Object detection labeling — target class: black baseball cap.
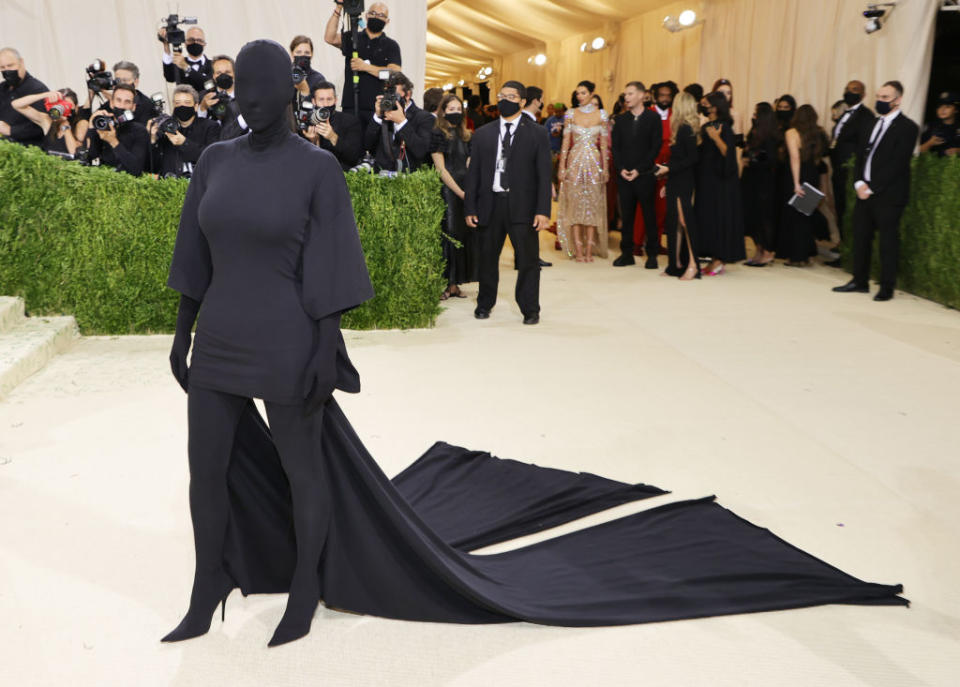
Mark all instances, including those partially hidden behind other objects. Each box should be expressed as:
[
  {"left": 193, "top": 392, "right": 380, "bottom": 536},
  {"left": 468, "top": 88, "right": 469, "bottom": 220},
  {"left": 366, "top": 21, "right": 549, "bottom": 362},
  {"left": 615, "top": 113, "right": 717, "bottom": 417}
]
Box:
[{"left": 936, "top": 91, "right": 959, "bottom": 106}]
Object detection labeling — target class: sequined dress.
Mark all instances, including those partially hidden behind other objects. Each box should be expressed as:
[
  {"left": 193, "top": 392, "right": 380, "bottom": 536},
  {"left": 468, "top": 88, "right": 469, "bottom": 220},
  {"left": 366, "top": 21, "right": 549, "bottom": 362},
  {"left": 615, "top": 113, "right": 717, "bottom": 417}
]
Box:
[{"left": 557, "top": 109, "right": 610, "bottom": 259}]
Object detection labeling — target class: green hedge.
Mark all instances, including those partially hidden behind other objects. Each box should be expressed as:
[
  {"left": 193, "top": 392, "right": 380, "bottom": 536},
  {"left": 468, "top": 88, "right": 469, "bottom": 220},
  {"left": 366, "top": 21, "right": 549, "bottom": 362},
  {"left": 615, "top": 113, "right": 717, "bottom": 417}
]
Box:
[
  {"left": 0, "top": 140, "right": 445, "bottom": 333},
  {"left": 840, "top": 154, "right": 960, "bottom": 309}
]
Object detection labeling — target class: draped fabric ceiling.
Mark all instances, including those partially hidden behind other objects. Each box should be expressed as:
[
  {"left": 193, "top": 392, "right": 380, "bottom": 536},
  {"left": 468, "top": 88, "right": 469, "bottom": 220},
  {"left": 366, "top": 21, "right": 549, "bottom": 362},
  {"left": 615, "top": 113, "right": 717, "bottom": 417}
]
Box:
[{"left": 427, "top": 0, "right": 941, "bottom": 129}]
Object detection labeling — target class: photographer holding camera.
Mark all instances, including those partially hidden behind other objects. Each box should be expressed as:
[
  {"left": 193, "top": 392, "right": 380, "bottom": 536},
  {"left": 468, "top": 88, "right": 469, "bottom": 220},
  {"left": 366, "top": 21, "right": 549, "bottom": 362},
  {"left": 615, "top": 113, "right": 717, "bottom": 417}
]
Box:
[
  {"left": 301, "top": 81, "right": 363, "bottom": 170},
  {"left": 113, "top": 61, "right": 159, "bottom": 126},
  {"left": 11, "top": 88, "right": 85, "bottom": 156},
  {"left": 148, "top": 85, "right": 220, "bottom": 178},
  {"left": 84, "top": 84, "right": 150, "bottom": 176},
  {"left": 364, "top": 71, "right": 434, "bottom": 173},
  {"left": 159, "top": 20, "right": 213, "bottom": 93},
  {"left": 324, "top": 1, "right": 401, "bottom": 132},
  {"left": 291, "top": 35, "right": 327, "bottom": 99},
  {"left": 0, "top": 47, "right": 49, "bottom": 146},
  {"left": 919, "top": 91, "right": 960, "bottom": 157}
]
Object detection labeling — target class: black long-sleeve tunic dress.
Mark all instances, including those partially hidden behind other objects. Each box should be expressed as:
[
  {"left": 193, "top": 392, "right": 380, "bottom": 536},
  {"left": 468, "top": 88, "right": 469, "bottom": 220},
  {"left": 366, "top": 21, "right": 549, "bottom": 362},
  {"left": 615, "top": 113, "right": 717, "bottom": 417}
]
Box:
[
  {"left": 695, "top": 120, "right": 746, "bottom": 263},
  {"left": 664, "top": 123, "right": 700, "bottom": 272}
]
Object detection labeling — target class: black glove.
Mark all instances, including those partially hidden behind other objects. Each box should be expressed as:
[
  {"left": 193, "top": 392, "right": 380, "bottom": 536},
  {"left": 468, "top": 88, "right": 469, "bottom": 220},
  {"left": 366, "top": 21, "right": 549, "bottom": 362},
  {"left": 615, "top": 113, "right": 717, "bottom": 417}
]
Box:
[
  {"left": 169, "top": 295, "right": 200, "bottom": 392},
  {"left": 303, "top": 313, "right": 341, "bottom": 415}
]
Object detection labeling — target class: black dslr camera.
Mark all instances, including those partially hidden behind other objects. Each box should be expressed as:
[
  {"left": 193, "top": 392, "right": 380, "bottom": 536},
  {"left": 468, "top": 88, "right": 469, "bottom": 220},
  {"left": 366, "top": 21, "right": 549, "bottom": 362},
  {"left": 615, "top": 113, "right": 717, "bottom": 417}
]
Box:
[
  {"left": 92, "top": 110, "right": 134, "bottom": 131},
  {"left": 159, "top": 14, "right": 198, "bottom": 53},
  {"left": 310, "top": 107, "right": 332, "bottom": 125},
  {"left": 153, "top": 114, "right": 182, "bottom": 135},
  {"left": 342, "top": 0, "right": 364, "bottom": 16},
  {"left": 201, "top": 79, "right": 231, "bottom": 120},
  {"left": 379, "top": 89, "right": 404, "bottom": 118},
  {"left": 86, "top": 59, "right": 117, "bottom": 93},
  {"left": 294, "top": 100, "right": 316, "bottom": 131}
]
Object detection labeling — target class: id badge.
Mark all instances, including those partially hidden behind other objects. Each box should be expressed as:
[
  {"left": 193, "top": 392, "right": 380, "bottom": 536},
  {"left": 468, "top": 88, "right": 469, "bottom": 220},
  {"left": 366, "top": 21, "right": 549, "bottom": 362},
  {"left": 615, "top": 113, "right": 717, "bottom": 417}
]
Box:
[{"left": 497, "top": 157, "right": 506, "bottom": 174}]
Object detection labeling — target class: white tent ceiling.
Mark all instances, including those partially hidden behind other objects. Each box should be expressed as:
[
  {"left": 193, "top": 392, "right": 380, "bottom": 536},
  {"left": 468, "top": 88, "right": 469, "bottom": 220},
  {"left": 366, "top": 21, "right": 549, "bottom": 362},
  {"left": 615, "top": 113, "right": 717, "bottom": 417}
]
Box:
[{"left": 426, "top": 0, "right": 673, "bottom": 83}]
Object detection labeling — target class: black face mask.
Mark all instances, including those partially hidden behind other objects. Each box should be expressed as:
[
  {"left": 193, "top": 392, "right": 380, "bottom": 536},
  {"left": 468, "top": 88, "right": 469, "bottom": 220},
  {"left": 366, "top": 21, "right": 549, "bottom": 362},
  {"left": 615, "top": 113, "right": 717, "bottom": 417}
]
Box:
[
  {"left": 367, "top": 18, "right": 386, "bottom": 34},
  {"left": 214, "top": 73, "right": 234, "bottom": 90},
  {"left": 776, "top": 110, "right": 794, "bottom": 125},
  {"left": 293, "top": 55, "right": 311, "bottom": 72},
  {"left": 235, "top": 39, "right": 295, "bottom": 146},
  {"left": 2, "top": 69, "right": 21, "bottom": 87},
  {"left": 186, "top": 43, "right": 204, "bottom": 58},
  {"left": 445, "top": 112, "right": 463, "bottom": 126},
  {"left": 843, "top": 91, "right": 862, "bottom": 107},
  {"left": 174, "top": 105, "right": 196, "bottom": 122},
  {"left": 875, "top": 99, "right": 893, "bottom": 116},
  {"left": 498, "top": 99, "right": 521, "bottom": 117}
]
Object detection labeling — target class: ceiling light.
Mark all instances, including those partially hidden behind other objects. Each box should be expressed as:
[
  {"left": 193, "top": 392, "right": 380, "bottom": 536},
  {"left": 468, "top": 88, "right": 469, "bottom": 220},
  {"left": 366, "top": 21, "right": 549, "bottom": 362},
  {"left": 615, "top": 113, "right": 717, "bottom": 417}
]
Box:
[
  {"left": 443, "top": 83, "right": 454, "bottom": 90},
  {"left": 580, "top": 41, "right": 588, "bottom": 52},
  {"left": 591, "top": 37, "right": 606, "bottom": 50},
  {"left": 534, "top": 53, "right": 547, "bottom": 66},
  {"left": 457, "top": 79, "right": 465, "bottom": 86},
  {"left": 483, "top": 66, "right": 493, "bottom": 76},
  {"left": 678, "top": 10, "right": 697, "bottom": 26}
]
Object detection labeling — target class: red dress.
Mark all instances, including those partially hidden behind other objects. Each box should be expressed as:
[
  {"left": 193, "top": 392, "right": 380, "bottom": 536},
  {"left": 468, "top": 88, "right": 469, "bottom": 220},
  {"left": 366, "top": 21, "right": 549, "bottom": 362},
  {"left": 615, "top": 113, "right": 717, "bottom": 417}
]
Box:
[{"left": 633, "top": 107, "right": 671, "bottom": 254}]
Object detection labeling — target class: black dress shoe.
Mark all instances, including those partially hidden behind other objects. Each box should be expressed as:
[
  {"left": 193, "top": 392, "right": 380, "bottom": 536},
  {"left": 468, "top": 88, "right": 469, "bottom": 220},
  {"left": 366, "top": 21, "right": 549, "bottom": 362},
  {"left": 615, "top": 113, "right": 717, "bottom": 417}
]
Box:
[
  {"left": 538, "top": 258, "right": 552, "bottom": 267},
  {"left": 612, "top": 254, "right": 635, "bottom": 267},
  {"left": 873, "top": 288, "right": 894, "bottom": 302},
  {"left": 644, "top": 257, "right": 659, "bottom": 269},
  {"left": 474, "top": 308, "right": 491, "bottom": 319},
  {"left": 832, "top": 280, "right": 869, "bottom": 293},
  {"left": 523, "top": 314, "right": 539, "bottom": 325}
]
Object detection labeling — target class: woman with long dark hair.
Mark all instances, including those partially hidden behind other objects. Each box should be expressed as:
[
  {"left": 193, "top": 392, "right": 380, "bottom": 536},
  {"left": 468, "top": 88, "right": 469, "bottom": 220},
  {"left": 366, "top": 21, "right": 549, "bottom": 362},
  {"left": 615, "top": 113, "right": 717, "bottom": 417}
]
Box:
[
  {"left": 741, "top": 103, "right": 782, "bottom": 266},
  {"left": 656, "top": 92, "right": 700, "bottom": 279},
  {"left": 11, "top": 87, "right": 86, "bottom": 155},
  {"left": 695, "top": 91, "right": 745, "bottom": 275},
  {"left": 780, "top": 104, "right": 827, "bottom": 266},
  {"left": 430, "top": 94, "right": 478, "bottom": 299}
]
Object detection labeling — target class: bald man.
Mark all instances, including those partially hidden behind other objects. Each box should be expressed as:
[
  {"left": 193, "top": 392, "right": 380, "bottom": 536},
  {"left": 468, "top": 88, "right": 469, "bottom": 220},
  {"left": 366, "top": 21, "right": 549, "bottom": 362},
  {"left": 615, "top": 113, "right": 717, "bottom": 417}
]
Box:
[
  {"left": 830, "top": 79, "right": 876, "bottom": 247},
  {"left": 324, "top": 1, "right": 402, "bottom": 133},
  {"left": 0, "top": 47, "right": 49, "bottom": 146},
  {"left": 159, "top": 25, "right": 214, "bottom": 93}
]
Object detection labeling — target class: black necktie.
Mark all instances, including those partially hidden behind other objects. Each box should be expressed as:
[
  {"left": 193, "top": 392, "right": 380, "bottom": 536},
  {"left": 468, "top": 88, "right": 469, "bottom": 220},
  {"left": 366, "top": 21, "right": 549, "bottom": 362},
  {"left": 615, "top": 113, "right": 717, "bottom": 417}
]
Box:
[{"left": 501, "top": 123, "right": 513, "bottom": 190}]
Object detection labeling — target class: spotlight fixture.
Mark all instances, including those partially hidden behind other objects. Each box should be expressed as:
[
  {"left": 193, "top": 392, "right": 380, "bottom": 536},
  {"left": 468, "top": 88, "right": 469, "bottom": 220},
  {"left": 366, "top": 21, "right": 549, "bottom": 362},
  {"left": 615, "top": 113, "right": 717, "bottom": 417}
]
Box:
[
  {"left": 591, "top": 36, "right": 606, "bottom": 50},
  {"left": 678, "top": 9, "right": 697, "bottom": 26},
  {"left": 443, "top": 82, "right": 454, "bottom": 91},
  {"left": 580, "top": 41, "right": 587, "bottom": 52},
  {"left": 863, "top": 2, "right": 897, "bottom": 33},
  {"left": 663, "top": 9, "right": 701, "bottom": 32},
  {"left": 457, "top": 79, "right": 465, "bottom": 86},
  {"left": 483, "top": 66, "right": 493, "bottom": 76},
  {"left": 534, "top": 53, "right": 547, "bottom": 66}
]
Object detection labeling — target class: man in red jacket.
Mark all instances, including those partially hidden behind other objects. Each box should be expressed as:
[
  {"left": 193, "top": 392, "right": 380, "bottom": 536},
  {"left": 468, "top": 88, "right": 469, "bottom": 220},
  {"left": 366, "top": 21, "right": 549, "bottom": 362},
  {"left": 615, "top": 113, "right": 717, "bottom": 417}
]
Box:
[{"left": 633, "top": 81, "right": 678, "bottom": 256}]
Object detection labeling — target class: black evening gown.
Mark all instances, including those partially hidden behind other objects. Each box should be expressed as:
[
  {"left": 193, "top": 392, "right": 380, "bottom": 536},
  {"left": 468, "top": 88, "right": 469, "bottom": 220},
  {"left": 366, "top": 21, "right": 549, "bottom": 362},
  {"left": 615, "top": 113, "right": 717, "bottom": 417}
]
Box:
[
  {"left": 741, "top": 137, "right": 780, "bottom": 252},
  {"left": 431, "top": 129, "right": 479, "bottom": 286},
  {"left": 664, "top": 123, "right": 700, "bottom": 276},
  {"left": 695, "top": 121, "right": 746, "bottom": 263},
  {"left": 779, "top": 155, "right": 821, "bottom": 262},
  {"left": 171, "top": 133, "right": 907, "bottom": 629}
]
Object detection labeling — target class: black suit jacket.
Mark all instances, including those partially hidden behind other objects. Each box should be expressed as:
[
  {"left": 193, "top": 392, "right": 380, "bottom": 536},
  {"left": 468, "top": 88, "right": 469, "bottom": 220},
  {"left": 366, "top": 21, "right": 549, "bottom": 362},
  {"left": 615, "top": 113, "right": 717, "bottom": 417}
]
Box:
[
  {"left": 315, "top": 110, "right": 363, "bottom": 170},
  {"left": 831, "top": 104, "right": 875, "bottom": 169},
  {"left": 463, "top": 115, "right": 552, "bottom": 226},
  {"left": 162, "top": 55, "right": 213, "bottom": 92},
  {"left": 152, "top": 116, "right": 221, "bottom": 177},
  {"left": 854, "top": 112, "right": 919, "bottom": 206},
  {"left": 611, "top": 109, "right": 662, "bottom": 174},
  {"left": 364, "top": 101, "right": 434, "bottom": 172}
]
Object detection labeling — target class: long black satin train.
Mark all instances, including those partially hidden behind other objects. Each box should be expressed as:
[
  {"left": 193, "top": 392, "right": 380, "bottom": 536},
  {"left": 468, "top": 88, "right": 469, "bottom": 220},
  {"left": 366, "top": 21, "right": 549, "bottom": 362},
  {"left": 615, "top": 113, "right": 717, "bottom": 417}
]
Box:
[{"left": 218, "top": 399, "right": 906, "bottom": 626}]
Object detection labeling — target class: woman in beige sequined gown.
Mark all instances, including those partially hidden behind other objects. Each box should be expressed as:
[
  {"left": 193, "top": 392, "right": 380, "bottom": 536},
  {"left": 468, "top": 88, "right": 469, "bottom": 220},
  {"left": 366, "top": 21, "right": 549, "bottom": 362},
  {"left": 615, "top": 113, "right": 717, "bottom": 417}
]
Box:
[{"left": 557, "top": 90, "right": 610, "bottom": 262}]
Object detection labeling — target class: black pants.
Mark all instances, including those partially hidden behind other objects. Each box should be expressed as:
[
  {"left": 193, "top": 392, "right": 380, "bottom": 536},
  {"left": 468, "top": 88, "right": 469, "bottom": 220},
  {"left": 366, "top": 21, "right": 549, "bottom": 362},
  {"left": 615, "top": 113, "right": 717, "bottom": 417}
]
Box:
[
  {"left": 852, "top": 196, "right": 904, "bottom": 291},
  {"left": 477, "top": 194, "right": 540, "bottom": 317},
  {"left": 187, "top": 386, "right": 330, "bottom": 590},
  {"left": 616, "top": 174, "right": 657, "bottom": 257},
  {"left": 832, "top": 165, "right": 850, "bottom": 242}
]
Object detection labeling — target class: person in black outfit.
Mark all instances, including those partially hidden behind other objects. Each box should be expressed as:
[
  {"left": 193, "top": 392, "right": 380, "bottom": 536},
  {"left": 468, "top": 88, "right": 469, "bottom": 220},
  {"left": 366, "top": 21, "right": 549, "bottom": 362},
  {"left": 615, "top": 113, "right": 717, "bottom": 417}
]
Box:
[
  {"left": 918, "top": 91, "right": 960, "bottom": 157},
  {"left": 162, "top": 38, "right": 374, "bottom": 648},
  {"left": 464, "top": 81, "right": 552, "bottom": 325},
  {"left": 159, "top": 25, "right": 213, "bottom": 93},
  {"left": 203, "top": 55, "right": 249, "bottom": 141},
  {"left": 364, "top": 71, "right": 434, "bottom": 173},
  {"left": 834, "top": 81, "right": 919, "bottom": 301},
  {"left": 741, "top": 103, "right": 782, "bottom": 266},
  {"left": 324, "top": 1, "right": 402, "bottom": 133},
  {"left": 290, "top": 35, "right": 327, "bottom": 98},
  {"left": 781, "top": 104, "right": 828, "bottom": 267},
  {"left": 656, "top": 92, "right": 701, "bottom": 280},
  {"left": 696, "top": 91, "right": 746, "bottom": 275},
  {"left": 302, "top": 81, "right": 363, "bottom": 170},
  {"left": 9, "top": 87, "right": 85, "bottom": 157},
  {"left": 0, "top": 47, "right": 49, "bottom": 146},
  {"left": 147, "top": 85, "right": 221, "bottom": 178},
  {"left": 611, "top": 81, "right": 663, "bottom": 268},
  {"left": 113, "top": 61, "right": 160, "bottom": 126},
  {"left": 431, "top": 94, "right": 479, "bottom": 299},
  {"left": 84, "top": 84, "right": 150, "bottom": 176},
  {"left": 829, "top": 80, "right": 875, "bottom": 243},
  {"left": 466, "top": 95, "right": 488, "bottom": 130}
]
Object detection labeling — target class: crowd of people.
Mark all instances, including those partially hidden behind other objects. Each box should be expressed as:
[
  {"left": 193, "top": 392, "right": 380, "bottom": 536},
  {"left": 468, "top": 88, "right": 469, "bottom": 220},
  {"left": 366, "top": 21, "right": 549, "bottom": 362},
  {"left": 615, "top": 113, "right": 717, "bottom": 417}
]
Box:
[{"left": 2, "top": 0, "right": 958, "bottom": 316}]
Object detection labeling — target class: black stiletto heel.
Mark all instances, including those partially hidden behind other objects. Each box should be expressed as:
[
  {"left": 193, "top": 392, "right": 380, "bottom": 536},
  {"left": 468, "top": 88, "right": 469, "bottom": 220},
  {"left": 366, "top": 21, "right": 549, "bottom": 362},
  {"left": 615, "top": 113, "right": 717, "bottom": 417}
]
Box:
[{"left": 161, "top": 570, "right": 236, "bottom": 643}]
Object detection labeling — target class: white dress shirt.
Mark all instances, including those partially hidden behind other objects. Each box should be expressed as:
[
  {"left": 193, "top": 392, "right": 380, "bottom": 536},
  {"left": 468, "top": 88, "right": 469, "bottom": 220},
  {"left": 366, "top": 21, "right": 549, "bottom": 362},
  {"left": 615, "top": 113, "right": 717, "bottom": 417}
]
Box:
[
  {"left": 833, "top": 102, "right": 861, "bottom": 140},
  {"left": 493, "top": 115, "right": 521, "bottom": 192},
  {"left": 371, "top": 99, "right": 413, "bottom": 132},
  {"left": 856, "top": 108, "right": 901, "bottom": 192},
  {"left": 654, "top": 105, "right": 670, "bottom": 121}
]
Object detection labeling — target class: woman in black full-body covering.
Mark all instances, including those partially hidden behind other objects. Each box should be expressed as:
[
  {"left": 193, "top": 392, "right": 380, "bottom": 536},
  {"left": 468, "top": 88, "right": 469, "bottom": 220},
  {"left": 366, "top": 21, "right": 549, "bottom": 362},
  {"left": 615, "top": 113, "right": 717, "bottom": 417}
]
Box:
[
  {"left": 657, "top": 92, "right": 701, "bottom": 279},
  {"left": 695, "top": 91, "right": 745, "bottom": 275},
  {"left": 741, "top": 103, "right": 783, "bottom": 266},
  {"left": 430, "top": 93, "right": 478, "bottom": 299}
]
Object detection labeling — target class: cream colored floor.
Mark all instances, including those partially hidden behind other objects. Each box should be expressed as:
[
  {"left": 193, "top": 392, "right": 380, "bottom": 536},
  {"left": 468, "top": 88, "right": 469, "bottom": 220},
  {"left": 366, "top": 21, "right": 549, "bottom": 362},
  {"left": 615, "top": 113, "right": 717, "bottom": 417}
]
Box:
[{"left": 2, "top": 232, "right": 959, "bottom": 687}]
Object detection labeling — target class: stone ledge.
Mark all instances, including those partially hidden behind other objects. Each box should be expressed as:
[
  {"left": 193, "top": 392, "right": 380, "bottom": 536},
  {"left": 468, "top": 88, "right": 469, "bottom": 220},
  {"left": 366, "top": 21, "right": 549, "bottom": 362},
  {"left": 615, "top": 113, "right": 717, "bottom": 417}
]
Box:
[
  {"left": 0, "top": 296, "right": 25, "bottom": 334},
  {"left": 0, "top": 315, "right": 79, "bottom": 398}
]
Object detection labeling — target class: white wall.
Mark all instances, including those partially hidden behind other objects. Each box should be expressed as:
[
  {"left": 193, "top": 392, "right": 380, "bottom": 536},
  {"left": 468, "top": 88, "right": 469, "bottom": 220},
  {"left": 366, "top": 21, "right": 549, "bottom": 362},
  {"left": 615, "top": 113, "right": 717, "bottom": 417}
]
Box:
[{"left": 0, "top": 0, "right": 426, "bottom": 107}]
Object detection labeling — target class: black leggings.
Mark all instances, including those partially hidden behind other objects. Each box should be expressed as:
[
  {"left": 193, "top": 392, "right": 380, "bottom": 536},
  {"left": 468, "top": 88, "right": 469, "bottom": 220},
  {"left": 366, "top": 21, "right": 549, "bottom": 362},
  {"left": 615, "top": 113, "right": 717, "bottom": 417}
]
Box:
[{"left": 187, "top": 386, "right": 330, "bottom": 588}]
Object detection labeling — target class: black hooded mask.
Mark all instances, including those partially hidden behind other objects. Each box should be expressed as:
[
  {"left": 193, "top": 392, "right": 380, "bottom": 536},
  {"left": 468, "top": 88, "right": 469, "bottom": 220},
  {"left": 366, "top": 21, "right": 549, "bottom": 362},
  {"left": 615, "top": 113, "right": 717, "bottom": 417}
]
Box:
[{"left": 235, "top": 39, "right": 295, "bottom": 149}]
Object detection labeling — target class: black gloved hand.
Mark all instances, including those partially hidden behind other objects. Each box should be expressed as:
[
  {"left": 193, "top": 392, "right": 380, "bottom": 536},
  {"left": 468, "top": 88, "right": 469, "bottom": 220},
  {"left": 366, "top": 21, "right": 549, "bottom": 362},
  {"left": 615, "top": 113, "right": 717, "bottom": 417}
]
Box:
[
  {"left": 303, "top": 313, "right": 341, "bottom": 415},
  {"left": 170, "top": 295, "right": 200, "bottom": 392}
]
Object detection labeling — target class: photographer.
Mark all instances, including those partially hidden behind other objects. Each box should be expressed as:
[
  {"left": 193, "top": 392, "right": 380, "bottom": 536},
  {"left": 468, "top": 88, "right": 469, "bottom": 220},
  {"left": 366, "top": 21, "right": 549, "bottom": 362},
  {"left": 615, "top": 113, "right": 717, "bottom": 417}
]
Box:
[
  {"left": 290, "top": 35, "right": 327, "bottom": 99},
  {"left": 148, "top": 85, "right": 220, "bottom": 178},
  {"left": 301, "top": 81, "right": 362, "bottom": 170},
  {"left": 11, "top": 88, "right": 85, "bottom": 156},
  {"left": 113, "top": 61, "right": 159, "bottom": 126},
  {"left": 84, "top": 84, "right": 150, "bottom": 176},
  {"left": 364, "top": 71, "right": 434, "bottom": 173},
  {"left": 159, "top": 23, "right": 213, "bottom": 93},
  {"left": 0, "top": 47, "right": 49, "bottom": 146},
  {"left": 919, "top": 91, "right": 960, "bottom": 157},
  {"left": 324, "top": 1, "right": 401, "bottom": 131}
]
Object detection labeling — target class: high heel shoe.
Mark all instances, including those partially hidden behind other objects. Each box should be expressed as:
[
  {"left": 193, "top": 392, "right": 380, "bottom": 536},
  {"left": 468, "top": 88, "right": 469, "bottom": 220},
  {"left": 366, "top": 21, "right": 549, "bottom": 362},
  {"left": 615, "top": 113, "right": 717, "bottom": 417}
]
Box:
[
  {"left": 161, "top": 569, "right": 236, "bottom": 643},
  {"left": 268, "top": 576, "right": 321, "bottom": 648},
  {"left": 703, "top": 264, "right": 725, "bottom": 277}
]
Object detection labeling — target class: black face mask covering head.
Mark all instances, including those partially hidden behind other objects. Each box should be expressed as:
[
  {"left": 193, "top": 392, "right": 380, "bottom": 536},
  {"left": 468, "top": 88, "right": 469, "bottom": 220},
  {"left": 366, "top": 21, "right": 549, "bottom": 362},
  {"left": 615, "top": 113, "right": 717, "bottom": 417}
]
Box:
[
  {"left": 2, "top": 69, "right": 21, "bottom": 87},
  {"left": 235, "top": 40, "right": 295, "bottom": 150}
]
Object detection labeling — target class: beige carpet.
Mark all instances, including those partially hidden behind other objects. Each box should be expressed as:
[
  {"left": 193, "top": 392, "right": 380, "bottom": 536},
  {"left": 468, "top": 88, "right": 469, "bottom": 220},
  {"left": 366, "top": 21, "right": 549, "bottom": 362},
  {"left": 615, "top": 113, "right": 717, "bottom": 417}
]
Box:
[{"left": 2, "top": 233, "right": 958, "bottom": 686}]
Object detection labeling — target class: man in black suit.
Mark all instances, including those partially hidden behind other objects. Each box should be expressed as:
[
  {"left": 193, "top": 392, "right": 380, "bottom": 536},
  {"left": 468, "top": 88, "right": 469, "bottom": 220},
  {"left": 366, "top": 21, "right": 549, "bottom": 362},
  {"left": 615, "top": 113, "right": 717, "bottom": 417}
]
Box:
[
  {"left": 611, "top": 81, "right": 663, "bottom": 268},
  {"left": 302, "top": 81, "right": 363, "bottom": 170},
  {"left": 833, "top": 80, "right": 919, "bottom": 302},
  {"left": 522, "top": 85, "right": 552, "bottom": 268},
  {"left": 158, "top": 25, "right": 213, "bottom": 93},
  {"left": 830, "top": 80, "right": 875, "bottom": 247},
  {"left": 364, "top": 71, "right": 434, "bottom": 172},
  {"left": 113, "top": 61, "right": 160, "bottom": 126},
  {"left": 464, "top": 81, "right": 552, "bottom": 325},
  {"left": 0, "top": 47, "right": 48, "bottom": 146}
]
